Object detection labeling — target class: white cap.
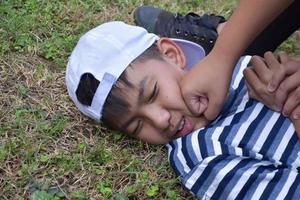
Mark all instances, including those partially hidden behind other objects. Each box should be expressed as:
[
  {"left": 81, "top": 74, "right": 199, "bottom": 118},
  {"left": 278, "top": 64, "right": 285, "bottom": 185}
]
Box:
[{"left": 66, "top": 21, "right": 205, "bottom": 122}]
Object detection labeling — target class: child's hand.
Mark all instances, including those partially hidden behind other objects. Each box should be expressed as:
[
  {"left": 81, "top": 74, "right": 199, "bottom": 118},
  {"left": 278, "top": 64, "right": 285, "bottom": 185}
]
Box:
[
  {"left": 266, "top": 52, "right": 300, "bottom": 119},
  {"left": 180, "top": 54, "right": 232, "bottom": 120},
  {"left": 244, "top": 52, "right": 300, "bottom": 120},
  {"left": 243, "top": 55, "right": 279, "bottom": 111}
]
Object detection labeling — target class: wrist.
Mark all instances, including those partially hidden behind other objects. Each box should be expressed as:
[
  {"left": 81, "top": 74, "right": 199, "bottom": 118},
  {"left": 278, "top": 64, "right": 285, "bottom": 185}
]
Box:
[{"left": 207, "top": 50, "right": 236, "bottom": 73}]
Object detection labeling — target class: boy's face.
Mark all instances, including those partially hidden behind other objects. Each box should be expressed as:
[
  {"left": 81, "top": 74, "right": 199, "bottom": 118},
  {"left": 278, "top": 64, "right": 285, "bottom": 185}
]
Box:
[{"left": 117, "top": 38, "right": 210, "bottom": 144}]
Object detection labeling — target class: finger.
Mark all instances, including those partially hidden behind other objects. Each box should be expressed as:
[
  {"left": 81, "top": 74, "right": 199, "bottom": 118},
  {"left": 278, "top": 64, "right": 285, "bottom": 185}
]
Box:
[
  {"left": 244, "top": 68, "right": 282, "bottom": 111},
  {"left": 264, "top": 52, "right": 285, "bottom": 92},
  {"left": 245, "top": 77, "right": 262, "bottom": 101},
  {"left": 195, "top": 95, "right": 208, "bottom": 115},
  {"left": 244, "top": 68, "right": 259, "bottom": 97},
  {"left": 243, "top": 68, "right": 266, "bottom": 97},
  {"left": 291, "top": 104, "right": 300, "bottom": 120},
  {"left": 250, "top": 56, "right": 270, "bottom": 84},
  {"left": 245, "top": 80, "right": 278, "bottom": 112},
  {"left": 267, "top": 54, "right": 300, "bottom": 92},
  {"left": 275, "top": 70, "right": 300, "bottom": 112},
  {"left": 284, "top": 59, "right": 300, "bottom": 74},
  {"left": 282, "top": 86, "right": 300, "bottom": 117},
  {"left": 264, "top": 51, "right": 280, "bottom": 71},
  {"left": 277, "top": 51, "right": 289, "bottom": 64},
  {"left": 185, "top": 92, "right": 208, "bottom": 116}
]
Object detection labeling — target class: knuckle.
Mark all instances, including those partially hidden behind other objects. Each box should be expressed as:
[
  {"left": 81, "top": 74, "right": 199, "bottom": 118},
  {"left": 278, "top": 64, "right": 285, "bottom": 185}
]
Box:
[
  {"left": 261, "top": 91, "right": 271, "bottom": 99},
  {"left": 279, "top": 65, "right": 287, "bottom": 74},
  {"left": 252, "top": 55, "right": 260, "bottom": 63},
  {"left": 293, "top": 107, "right": 300, "bottom": 117},
  {"left": 265, "top": 75, "right": 272, "bottom": 83},
  {"left": 277, "top": 84, "right": 288, "bottom": 96},
  {"left": 262, "top": 96, "right": 273, "bottom": 107},
  {"left": 251, "top": 56, "right": 263, "bottom": 68},
  {"left": 269, "top": 103, "right": 278, "bottom": 110},
  {"left": 283, "top": 101, "right": 293, "bottom": 114},
  {"left": 248, "top": 90, "right": 254, "bottom": 98},
  {"left": 293, "top": 90, "right": 300, "bottom": 101},
  {"left": 243, "top": 68, "right": 249, "bottom": 77},
  {"left": 278, "top": 51, "right": 288, "bottom": 63},
  {"left": 275, "top": 91, "right": 285, "bottom": 104},
  {"left": 279, "top": 81, "right": 288, "bottom": 91},
  {"left": 264, "top": 51, "right": 272, "bottom": 58},
  {"left": 256, "top": 86, "right": 265, "bottom": 94},
  {"left": 283, "top": 106, "right": 292, "bottom": 116}
]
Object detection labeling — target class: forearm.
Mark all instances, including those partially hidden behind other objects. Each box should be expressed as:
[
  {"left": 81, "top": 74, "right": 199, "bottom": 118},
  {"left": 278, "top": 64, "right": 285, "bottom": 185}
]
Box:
[
  {"left": 180, "top": 0, "right": 294, "bottom": 120},
  {"left": 210, "top": 0, "right": 294, "bottom": 71}
]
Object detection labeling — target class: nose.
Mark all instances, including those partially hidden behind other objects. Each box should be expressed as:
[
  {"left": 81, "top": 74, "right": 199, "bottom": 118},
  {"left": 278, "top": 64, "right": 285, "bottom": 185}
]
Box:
[{"left": 142, "top": 104, "right": 171, "bottom": 130}]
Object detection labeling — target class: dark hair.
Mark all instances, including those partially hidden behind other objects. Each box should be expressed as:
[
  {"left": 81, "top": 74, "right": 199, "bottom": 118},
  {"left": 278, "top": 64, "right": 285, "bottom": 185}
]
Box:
[{"left": 75, "top": 43, "right": 162, "bottom": 130}]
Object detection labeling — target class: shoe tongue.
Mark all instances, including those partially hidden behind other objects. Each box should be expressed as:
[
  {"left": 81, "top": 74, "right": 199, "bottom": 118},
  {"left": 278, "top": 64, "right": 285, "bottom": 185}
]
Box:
[
  {"left": 154, "top": 11, "right": 176, "bottom": 36},
  {"left": 185, "top": 12, "right": 202, "bottom": 23}
]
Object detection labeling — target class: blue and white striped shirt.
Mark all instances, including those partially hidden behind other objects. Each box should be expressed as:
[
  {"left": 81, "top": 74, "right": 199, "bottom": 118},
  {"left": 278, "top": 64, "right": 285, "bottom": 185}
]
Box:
[{"left": 167, "top": 56, "right": 300, "bottom": 200}]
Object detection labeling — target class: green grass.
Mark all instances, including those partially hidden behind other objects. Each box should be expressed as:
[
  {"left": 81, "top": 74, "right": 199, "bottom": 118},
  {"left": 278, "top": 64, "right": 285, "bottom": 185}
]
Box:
[{"left": 1, "top": 0, "right": 299, "bottom": 199}]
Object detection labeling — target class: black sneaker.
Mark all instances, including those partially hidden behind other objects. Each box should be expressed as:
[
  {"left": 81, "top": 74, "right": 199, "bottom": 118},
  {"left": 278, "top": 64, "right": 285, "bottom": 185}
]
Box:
[{"left": 134, "top": 5, "right": 226, "bottom": 54}]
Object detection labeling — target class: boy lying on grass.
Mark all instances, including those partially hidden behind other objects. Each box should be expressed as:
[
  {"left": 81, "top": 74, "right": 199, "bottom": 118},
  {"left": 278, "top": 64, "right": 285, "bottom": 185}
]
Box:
[{"left": 65, "top": 21, "right": 300, "bottom": 199}]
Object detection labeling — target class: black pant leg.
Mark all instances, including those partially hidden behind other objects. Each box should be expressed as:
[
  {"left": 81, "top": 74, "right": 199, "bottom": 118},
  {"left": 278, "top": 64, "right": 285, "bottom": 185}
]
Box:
[{"left": 244, "top": 0, "right": 300, "bottom": 56}]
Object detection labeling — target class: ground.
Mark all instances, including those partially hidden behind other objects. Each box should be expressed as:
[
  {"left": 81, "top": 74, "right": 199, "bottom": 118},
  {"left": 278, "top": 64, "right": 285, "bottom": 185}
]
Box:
[{"left": 1, "top": 0, "right": 299, "bottom": 199}]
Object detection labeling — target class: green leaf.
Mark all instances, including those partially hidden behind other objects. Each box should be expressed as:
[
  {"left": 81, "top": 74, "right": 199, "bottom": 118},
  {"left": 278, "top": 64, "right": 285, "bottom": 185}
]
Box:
[
  {"left": 77, "top": 143, "right": 85, "bottom": 151},
  {"left": 96, "top": 181, "right": 113, "bottom": 198},
  {"left": 71, "top": 192, "right": 86, "bottom": 200},
  {"left": 166, "top": 189, "right": 178, "bottom": 200},
  {"left": 113, "top": 132, "right": 124, "bottom": 141},
  {"left": 15, "top": 84, "right": 28, "bottom": 97},
  {"left": 30, "top": 191, "right": 55, "bottom": 200},
  {"left": 40, "top": 155, "right": 49, "bottom": 163},
  {"left": 124, "top": 185, "right": 136, "bottom": 194},
  {"left": 0, "top": 147, "right": 8, "bottom": 161},
  {"left": 112, "top": 192, "right": 129, "bottom": 200},
  {"left": 146, "top": 185, "right": 159, "bottom": 197}
]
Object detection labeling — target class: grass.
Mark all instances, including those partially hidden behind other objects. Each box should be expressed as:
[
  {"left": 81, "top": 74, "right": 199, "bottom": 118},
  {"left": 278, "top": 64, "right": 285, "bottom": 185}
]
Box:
[{"left": 0, "top": 0, "right": 299, "bottom": 199}]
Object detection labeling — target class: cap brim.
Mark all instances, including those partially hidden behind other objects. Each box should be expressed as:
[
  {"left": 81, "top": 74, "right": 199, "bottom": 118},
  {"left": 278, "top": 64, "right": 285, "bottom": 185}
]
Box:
[{"left": 171, "top": 38, "right": 206, "bottom": 70}]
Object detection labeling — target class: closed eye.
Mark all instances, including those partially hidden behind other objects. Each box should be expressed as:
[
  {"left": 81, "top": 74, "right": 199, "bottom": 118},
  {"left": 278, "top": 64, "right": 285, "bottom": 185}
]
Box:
[
  {"left": 148, "top": 82, "right": 159, "bottom": 103},
  {"left": 132, "top": 119, "right": 143, "bottom": 136}
]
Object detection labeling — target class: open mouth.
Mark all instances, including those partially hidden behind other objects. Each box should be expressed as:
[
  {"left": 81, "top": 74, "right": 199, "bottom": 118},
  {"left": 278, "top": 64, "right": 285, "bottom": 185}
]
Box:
[{"left": 175, "top": 117, "right": 193, "bottom": 138}]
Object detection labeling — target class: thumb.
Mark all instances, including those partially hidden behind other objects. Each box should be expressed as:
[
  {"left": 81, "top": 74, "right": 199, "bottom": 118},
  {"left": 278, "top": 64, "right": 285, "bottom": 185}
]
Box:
[{"left": 185, "top": 93, "right": 208, "bottom": 116}]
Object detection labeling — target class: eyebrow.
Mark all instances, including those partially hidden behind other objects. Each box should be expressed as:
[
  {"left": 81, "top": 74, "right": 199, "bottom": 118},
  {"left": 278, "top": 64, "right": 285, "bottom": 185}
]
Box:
[
  {"left": 119, "top": 75, "right": 149, "bottom": 132},
  {"left": 137, "top": 75, "right": 149, "bottom": 104}
]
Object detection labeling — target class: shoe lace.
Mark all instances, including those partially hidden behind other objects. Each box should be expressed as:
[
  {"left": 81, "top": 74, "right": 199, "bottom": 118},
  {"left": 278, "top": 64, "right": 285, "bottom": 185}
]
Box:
[
  {"left": 173, "top": 13, "right": 202, "bottom": 38},
  {"left": 173, "top": 12, "right": 221, "bottom": 41}
]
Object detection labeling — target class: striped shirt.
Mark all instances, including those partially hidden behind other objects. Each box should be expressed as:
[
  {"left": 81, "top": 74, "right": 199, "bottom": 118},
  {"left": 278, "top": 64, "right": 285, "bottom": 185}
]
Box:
[{"left": 167, "top": 56, "right": 300, "bottom": 200}]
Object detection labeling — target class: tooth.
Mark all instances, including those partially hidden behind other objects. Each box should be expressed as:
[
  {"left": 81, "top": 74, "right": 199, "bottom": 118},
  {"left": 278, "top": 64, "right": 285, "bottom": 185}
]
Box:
[{"left": 178, "top": 119, "right": 184, "bottom": 131}]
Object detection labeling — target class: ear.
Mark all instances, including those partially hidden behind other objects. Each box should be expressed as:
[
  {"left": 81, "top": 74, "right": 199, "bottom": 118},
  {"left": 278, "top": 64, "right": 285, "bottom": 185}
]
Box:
[{"left": 156, "top": 38, "right": 187, "bottom": 70}]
